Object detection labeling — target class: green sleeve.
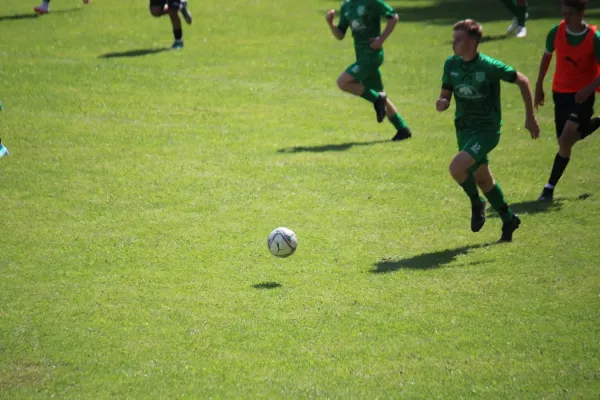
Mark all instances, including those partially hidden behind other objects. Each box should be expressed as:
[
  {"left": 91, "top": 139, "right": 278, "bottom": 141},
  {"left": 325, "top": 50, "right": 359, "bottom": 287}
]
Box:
[
  {"left": 375, "top": 0, "right": 397, "bottom": 18},
  {"left": 442, "top": 58, "right": 453, "bottom": 89},
  {"left": 545, "top": 24, "right": 559, "bottom": 53},
  {"left": 337, "top": 3, "right": 349, "bottom": 34},
  {"left": 594, "top": 31, "right": 600, "bottom": 63},
  {"left": 488, "top": 58, "right": 518, "bottom": 83}
]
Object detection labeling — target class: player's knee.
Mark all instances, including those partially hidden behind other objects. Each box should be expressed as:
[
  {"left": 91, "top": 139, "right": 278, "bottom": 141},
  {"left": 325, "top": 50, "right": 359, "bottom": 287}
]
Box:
[
  {"left": 558, "top": 129, "right": 577, "bottom": 149},
  {"left": 336, "top": 76, "right": 347, "bottom": 91},
  {"left": 149, "top": 7, "right": 163, "bottom": 17},
  {"left": 448, "top": 160, "right": 462, "bottom": 178}
]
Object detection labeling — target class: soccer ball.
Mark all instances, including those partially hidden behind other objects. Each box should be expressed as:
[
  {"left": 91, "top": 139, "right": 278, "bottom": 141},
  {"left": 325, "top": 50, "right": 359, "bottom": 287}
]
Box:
[{"left": 267, "top": 227, "right": 298, "bottom": 258}]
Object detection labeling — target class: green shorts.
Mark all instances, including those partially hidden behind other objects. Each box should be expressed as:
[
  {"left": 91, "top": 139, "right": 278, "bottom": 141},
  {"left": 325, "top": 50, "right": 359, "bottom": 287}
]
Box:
[
  {"left": 456, "top": 129, "right": 501, "bottom": 172},
  {"left": 345, "top": 53, "right": 384, "bottom": 92}
]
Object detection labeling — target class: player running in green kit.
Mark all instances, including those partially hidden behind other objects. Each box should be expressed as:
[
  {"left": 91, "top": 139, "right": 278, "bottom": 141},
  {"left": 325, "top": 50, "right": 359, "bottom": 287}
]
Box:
[
  {"left": 437, "top": 20, "right": 540, "bottom": 242},
  {"left": 326, "top": 0, "right": 412, "bottom": 141}
]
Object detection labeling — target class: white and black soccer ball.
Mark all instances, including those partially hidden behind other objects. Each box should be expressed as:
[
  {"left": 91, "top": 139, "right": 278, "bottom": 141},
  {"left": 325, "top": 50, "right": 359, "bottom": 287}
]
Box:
[{"left": 267, "top": 227, "right": 298, "bottom": 258}]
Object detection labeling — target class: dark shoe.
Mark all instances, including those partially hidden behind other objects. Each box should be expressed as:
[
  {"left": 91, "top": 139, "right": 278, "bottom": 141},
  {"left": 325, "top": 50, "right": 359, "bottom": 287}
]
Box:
[
  {"left": 538, "top": 187, "right": 554, "bottom": 202},
  {"left": 584, "top": 116, "right": 600, "bottom": 138},
  {"left": 499, "top": 214, "right": 521, "bottom": 243},
  {"left": 471, "top": 200, "right": 486, "bottom": 232},
  {"left": 373, "top": 93, "right": 387, "bottom": 123},
  {"left": 180, "top": 0, "right": 192, "bottom": 24},
  {"left": 391, "top": 128, "right": 412, "bottom": 141}
]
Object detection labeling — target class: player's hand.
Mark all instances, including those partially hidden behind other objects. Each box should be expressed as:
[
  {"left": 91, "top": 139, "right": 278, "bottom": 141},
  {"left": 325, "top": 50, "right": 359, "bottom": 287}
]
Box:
[
  {"left": 369, "top": 37, "right": 384, "bottom": 50},
  {"left": 575, "top": 84, "right": 595, "bottom": 104},
  {"left": 325, "top": 9, "right": 335, "bottom": 24},
  {"left": 525, "top": 115, "right": 540, "bottom": 139},
  {"left": 436, "top": 97, "right": 450, "bottom": 112},
  {"left": 534, "top": 84, "right": 544, "bottom": 110}
]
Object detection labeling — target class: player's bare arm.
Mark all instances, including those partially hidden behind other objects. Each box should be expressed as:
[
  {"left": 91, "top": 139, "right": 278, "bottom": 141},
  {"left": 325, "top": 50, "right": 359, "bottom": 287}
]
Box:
[
  {"left": 326, "top": 9, "right": 345, "bottom": 40},
  {"left": 436, "top": 89, "right": 452, "bottom": 112},
  {"left": 370, "top": 14, "right": 399, "bottom": 50},
  {"left": 575, "top": 74, "right": 600, "bottom": 103},
  {"left": 514, "top": 71, "right": 540, "bottom": 139},
  {"left": 534, "top": 52, "right": 553, "bottom": 109}
]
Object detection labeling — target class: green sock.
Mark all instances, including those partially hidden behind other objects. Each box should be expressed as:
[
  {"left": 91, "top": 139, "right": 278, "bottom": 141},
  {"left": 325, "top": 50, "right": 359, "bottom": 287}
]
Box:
[
  {"left": 484, "top": 183, "right": 513, "bottom": 223},
  {"left": 516, "top": 0, "right": 527, "bottom": 26},
  {"left": 460, "top": 173, "right": 483, "bottom": 207},
  {"left": 360, "top": 88, "right": 380, "bottom": 103},
  {"left": 388, "top": 113, "right": 408, "bottom": 130},
  {"left": 500, "top": 0, "right": 518, "bottom": 16}
]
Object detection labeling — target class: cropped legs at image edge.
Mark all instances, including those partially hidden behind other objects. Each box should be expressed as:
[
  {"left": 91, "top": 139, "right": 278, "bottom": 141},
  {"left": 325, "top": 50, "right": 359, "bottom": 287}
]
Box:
[
  {"left": 501, "top": 0, "right": 529, "bottom": 38},
  {"left": 148, "top": 0, "right": 192, "bottom": 49},
  {"left": 34, "top": 0, "right": 91, "bottom": 14}
]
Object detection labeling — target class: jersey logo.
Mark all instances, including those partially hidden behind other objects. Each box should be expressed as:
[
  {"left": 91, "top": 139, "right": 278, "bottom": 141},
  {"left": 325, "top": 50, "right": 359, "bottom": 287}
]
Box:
[
  {"left": 470, "top": 143, "right": 482, "bottom": 154},
  {"left": 566, "top": 56, "right": 580, "bottom": 67},
  {"left": 475, "top": 72, "right": 485, "bottom": 82},
  {"left": 351, "top": 65, "right": 361, "bottom": 73},
  {"left": 450, "top": 72, "right": 459, "bottom": 76},
  {"left": 357, "top": 6, "right": 365, "bottom": 16},
  {"left": 455, "top": 84, "right": 483, "bottom": 99},
  {"left": 350, "top": 19, "right": 365, "bottom": 31}
]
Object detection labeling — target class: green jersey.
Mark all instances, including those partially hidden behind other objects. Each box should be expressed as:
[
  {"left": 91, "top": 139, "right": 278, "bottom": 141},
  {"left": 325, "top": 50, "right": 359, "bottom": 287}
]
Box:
[
  {"left": 441, "top": 53, "right": 517, "bottom": 132},
  {"left": 337, "top": 0, "right": 397, "bottom": 58},
  {"left": 545, "top": 23, "right": 600, "bottom": 63}
]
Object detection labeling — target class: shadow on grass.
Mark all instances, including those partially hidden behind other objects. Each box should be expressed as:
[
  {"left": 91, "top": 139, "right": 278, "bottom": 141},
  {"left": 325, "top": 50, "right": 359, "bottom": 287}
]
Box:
[
  {"left": 0, "top": 8, "right": 82, "bottom": 21},
  {"left": 372, "top": 242, "right": 496, "bottom": 273},
  {"left": 252, "top": 282, "right": 282, "bottom": 290},
  {"left": 0, "top": 13, "right": 39, "bottom": 21},
  {"left": 486, "top": 193, "right": 592, "bottom": 219},
  {"left": 277, "top": 139, "right": 392, "bottom": 153},
  {"left": 99, "top": 48, "right": 170, "bottom": 59}
]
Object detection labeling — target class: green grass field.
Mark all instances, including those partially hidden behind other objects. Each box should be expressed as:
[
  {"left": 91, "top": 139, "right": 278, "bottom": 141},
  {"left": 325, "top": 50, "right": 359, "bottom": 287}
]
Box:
[{"left": 1, "top": 0, "right": 599, "bottom": 398}]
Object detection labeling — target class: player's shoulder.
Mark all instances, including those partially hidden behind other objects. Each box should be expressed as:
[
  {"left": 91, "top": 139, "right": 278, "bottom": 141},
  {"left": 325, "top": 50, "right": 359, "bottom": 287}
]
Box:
[
  {"left": 444, "top": 54, "right": 461, "bottom": 66},
  {"left": 478, "top": 53, "right": 508, "bottom": 67},
  {"left": 547, "top": 23, "right": 560, "bottom": 36}
]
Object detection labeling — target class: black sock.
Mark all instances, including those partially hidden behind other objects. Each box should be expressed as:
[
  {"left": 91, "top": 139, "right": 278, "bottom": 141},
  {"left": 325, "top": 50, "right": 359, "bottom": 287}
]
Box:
[
  {"left": 173, "top": 28, "right": 182, "bottom": 41},
  {"left": 548, "top": 153, "right": 570, "bottom": 187}
]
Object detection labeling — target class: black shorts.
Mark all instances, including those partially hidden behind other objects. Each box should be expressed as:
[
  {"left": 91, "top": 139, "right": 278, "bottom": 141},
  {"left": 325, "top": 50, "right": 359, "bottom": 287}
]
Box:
[
  {"left": 149, "top": 0, "right": 180, "bottom": 9},
  {"left": 553, "top": 91, "right": 595, "bottom": 138}
]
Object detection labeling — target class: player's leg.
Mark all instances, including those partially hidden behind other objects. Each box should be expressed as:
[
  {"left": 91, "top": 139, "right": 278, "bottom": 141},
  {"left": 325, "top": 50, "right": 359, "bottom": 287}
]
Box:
[
  {"left": 500, "top": 0, "right": 519, "bottom": 33},
  {"left": 539, "top": 92, "right": 591, "bottom": 201},
  {"left": 450, "top": 151, "right": 488, "bottom": 233},
  {"left": 34, "top": 0, "right": 50, "bottom": 14},
  {"left": 449, "top": 138, "right": 487, "bottom": 232},
  {"left": 167, "top": 0, "right": 184, "bottom": 49},
  {"left": 474, "top": 163, "right": 521, "bottom": 242},
  {"left": 502, "top": 0, "right": 527, "bottom": 36},
  {"left": 337, "top": 63, "right": 387, "bottom": 123},
  {"left": 179, "top": 0, "right": 192, "bottom": 25},
  {"left": 387, "top": 98, "right": 412, "bottom": 141},
  {"left": 366, "top": 70, "right": 412, "bottom": 140},
  {"left": 514, "top": 0, "right": 528, "bottom": 38}
]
